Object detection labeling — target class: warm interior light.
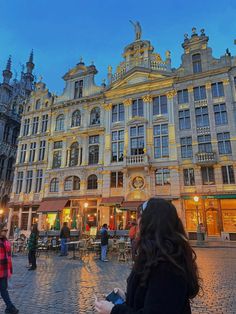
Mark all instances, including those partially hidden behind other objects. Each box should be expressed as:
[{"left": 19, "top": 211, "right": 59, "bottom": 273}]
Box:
[
  {"left": 193, "top": 196, "right": 199, "bottom": 203},
  {"left": 84, "top": 202, "right": 88, "bottom": 208},
  {"left": 0, "top": 209, "right": 4, "bottom": 215}
]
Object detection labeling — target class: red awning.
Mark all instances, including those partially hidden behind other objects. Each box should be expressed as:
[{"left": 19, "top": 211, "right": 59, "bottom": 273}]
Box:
[
  {"left": 100, "top": 197, "right": 124, "bottom": 206},
  {"left": 37, "top": 199, "right": 69, "bottom": 213},
  {"left": 120, "top": 201, "right": 143, "bottom": 210}
]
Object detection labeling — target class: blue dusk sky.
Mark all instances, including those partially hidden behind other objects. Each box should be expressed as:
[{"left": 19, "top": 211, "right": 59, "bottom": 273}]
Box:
[{"left": 0, "top": 0, "right": 236, "bottom": 94}]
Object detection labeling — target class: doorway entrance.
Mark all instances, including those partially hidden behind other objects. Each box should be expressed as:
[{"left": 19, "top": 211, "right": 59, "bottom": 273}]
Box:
[{"left": 206, "top": 209, "right": 220, "bottom": 236}]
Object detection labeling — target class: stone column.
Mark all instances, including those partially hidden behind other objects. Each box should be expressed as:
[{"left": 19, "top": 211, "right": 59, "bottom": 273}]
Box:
[
  {"left": 7, "top": 208, "right": 13, "bottom": 238},
  {"left": 167, "top": 90, "right": 177, "bottom": 160},
  {"left": 103, "top": 103, "right": 112, "bottom": 166},
  {"left": 142, "top": 95, "right": 153, "bottom": 155},
  {"left": 123, "top": 98, "right": 132, "bottom": 157},
  {"left": 27, "top": 207, "right": 32, "bottom": 231},
  {"left": 18, "top": 207, "right": 23, "bottom": 229},
  {"left": 38, "top": 213, "right": 42, "bottom": 231}
]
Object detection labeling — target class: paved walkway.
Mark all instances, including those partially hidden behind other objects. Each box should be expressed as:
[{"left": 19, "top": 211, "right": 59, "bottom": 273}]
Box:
[{"left": 0, "top": 248, "right": 235, "bottom": 313}]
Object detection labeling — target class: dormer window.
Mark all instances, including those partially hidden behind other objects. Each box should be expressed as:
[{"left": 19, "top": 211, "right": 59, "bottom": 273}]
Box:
[
  {"left": 192, "top": 53, "right": 202, "bottom": 73},
  {"left": 74, "top": 80, "right": 83, "bottom": 99},
  {"left": 35, "top": 99, "right": 41, "bottom": 110}
]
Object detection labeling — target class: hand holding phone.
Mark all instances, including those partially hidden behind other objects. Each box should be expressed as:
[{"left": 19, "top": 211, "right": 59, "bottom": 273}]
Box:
[{"left": 106, "top": 291, "right": 125, "bottom": 305}]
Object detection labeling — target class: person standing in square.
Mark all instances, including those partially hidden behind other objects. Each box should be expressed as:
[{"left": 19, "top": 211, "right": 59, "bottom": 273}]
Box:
[{"left": 100, "top": 224, "right": 109, "bottom": 262}]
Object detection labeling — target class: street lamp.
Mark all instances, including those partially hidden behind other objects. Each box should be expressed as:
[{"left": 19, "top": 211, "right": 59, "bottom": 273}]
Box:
[{"left": 193, "top": 196, "right": 202, "bottom": 243}]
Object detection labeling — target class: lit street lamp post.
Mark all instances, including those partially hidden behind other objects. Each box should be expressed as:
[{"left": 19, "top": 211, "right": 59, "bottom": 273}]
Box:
[{"left": 193, "top": 196, "right": 203, "bottom": 244}]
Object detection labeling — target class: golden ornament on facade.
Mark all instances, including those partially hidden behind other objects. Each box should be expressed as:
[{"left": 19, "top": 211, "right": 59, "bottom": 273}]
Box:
[
  {"left": 123, "top": 98, "right": 133, "bottom": 106},
  {"left": 167, "top": 90, "right": 177, "bottom": 99},
  {"left": 142, "top": 94, "right": 153, "bottom": 102},
  {"left": 103, "top": 103, "right": 113, "bottom": 111},
  {"left": 132, "top": 176, "right": 145, "bottom": 189},
  {"left": 205, "top": 82, "right": 211, "bottom": 90},
  {"left": 187, "top": 86, "right": 194, "bottom": 93},
  {"left": 222, "top": 78, "right": 229, "bottom": 85}
]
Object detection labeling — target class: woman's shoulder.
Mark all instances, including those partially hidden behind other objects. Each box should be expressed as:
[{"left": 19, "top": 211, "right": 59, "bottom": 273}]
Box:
[{"left": 150, "top": 261, "right": 187, "bottom": 285}]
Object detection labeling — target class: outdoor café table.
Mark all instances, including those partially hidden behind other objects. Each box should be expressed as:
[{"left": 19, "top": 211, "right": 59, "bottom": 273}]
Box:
[{"left": 66, "top": 240, "right": 81, "bottom": 260}]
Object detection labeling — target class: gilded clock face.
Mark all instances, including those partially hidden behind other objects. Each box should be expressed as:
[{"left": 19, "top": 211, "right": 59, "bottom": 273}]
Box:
[{"left": 132, "top": 176, "right": 144, "bottom": 189}]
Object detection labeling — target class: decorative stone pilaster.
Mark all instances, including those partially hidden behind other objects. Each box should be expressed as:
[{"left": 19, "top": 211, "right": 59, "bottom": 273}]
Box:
[
  {"left": 18, "top": 207, "right": 23, "bottom": 229},
  {"left": 123, "top": 98, "right": 132, "bottom": 107},
  {"left": 166, "top": 89, "right": 177, "bottom": 99},
  {"left": 27, "top": 207, "right": 32, "bottom": 231}
]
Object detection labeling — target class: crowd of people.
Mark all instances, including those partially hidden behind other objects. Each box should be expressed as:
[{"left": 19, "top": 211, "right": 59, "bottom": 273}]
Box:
[{"left": 1, "top": 198, "right": 201, "bottom": 313}]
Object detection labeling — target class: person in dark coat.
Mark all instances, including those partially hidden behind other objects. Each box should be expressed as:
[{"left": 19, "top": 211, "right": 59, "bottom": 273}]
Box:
[
  {"left": 100, "top": 224, "right": 109, "bottom": 262},
  {"left": 0, "top": 223, "right": 19, "bottom": 313},
  {"left": 59, "top": 222, "right": 70, "bottom": 256},
  {"left": 28, "top": 223, "right": 39, "bottom": 271},
  {"left": 95, "top": 198, "right": 200, "bottom": 314}
]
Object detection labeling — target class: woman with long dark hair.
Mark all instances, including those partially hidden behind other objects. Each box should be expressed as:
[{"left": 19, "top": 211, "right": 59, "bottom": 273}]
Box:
[
  {"left": 95, "top": 198, "right": 200, "bottom": 314},
  {"left": 28, "top": 223, "right": 39, "bottom": 271}
]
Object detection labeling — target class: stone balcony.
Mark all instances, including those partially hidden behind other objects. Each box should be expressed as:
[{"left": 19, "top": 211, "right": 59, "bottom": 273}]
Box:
[
  {"left": 196, "top": 126, "right": 211, "bottom": 135},
  {"left": 125, "top": 154, "right": 149, "bottom": 166},
  {"left": 195, "top": 152, "right": 217, "bottom": 165}
]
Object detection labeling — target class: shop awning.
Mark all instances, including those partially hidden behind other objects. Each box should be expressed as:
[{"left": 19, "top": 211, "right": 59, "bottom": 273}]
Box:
[
  {"left": 37, "top": 199, "right": 69, "bottom": 213},
  {"left": 120, "top": 201, "right": 144, "bottom": 211},
  {"left": 100, "top": 197, "right": 124, "bottom": 206}
]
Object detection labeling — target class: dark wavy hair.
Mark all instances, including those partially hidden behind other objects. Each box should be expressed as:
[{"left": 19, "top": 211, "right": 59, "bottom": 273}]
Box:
[{"left": 134, "top": 198, "right": 200, "bottom": 299}]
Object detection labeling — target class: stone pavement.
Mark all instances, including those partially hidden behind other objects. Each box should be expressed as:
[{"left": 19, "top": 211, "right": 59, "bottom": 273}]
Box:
[{"left": 0, "top": 248, "right": 235, "bottom": 314}]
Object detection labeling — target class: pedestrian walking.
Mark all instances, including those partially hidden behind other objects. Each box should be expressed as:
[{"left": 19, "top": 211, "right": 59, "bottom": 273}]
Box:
[
  {"left": 59, "top": 222, "right": 70, "bottom": 256},
  {"left": 128, "top": 221, "right": 137, "bottom": 261},
  {"left": 0, "top": 222, "right": 19, "bottom": 314},
  {"left": 28, "top": 223, "right": 39, "bottom": 271},
  {"left": 95, "top": 198, "right": 200, "bottom": 314},
  {"left": 100, "top": 224, "right": 109, "bottom": 262}
]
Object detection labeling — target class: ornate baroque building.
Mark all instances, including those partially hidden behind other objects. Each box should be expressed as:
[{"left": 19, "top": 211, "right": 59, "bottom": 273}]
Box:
[
  {"left": 8, "top": 28, "right": 236, "bottom": 239},
  {"left": 0, "top": 52, "right": 35, "bottom": 218}
]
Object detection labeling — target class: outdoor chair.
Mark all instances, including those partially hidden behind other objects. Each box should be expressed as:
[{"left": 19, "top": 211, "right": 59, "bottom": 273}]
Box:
[{"left": 117, "top": 241, "right": 128, "bottom": 262}]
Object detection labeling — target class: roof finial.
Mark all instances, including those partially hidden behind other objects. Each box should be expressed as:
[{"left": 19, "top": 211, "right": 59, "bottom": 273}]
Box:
[
  {"left": 191, "top": 27, "right": 197, "bottom": 37},
  {"left": 129, "top": 20, "right": 142, "bottom": 41},
  {"left": 6, "top": 55, "right": 12, "bottom": 71},
  {"left": 29, "top": 49, "right": 34, "bottom": 63}
]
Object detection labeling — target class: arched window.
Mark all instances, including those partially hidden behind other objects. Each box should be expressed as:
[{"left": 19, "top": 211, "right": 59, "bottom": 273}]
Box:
[
  {"left": 0, "top": 155, "right": 6, "bottom": 179},
  {"left": 18, "top": 105, "right": 23, "bottom": 115},
  {"left": 50, "top": 178, "right": 59, "bottom": 192},
  {"left": 35, "top": 99, "right": 41, "bottom": 110},
  {"left": 3, "top": 125, "right": 10, "bottom": 143},
  {"left": 87, "top": 174, "right": 98, "bottom": 189},
  {"left": 69, "top": 142, "right": 79, "bottom": 167},
  {"left": 45, "top": 101, "right": 49, "bottom": 108},
  {"left": 90, "top": 107, "right": 100, "bottom": 125},
  {"left": 64, "top": 176, "right": 80, "bottom": 191},
  {"left": 55, "top": 114, "right": 64, "bottom": 131},
  {"left": 71, "top": 110, "right": 81, "bottom": 127},
  {"left": 192, "top": 53, "right": 202, "bottom": 73}
]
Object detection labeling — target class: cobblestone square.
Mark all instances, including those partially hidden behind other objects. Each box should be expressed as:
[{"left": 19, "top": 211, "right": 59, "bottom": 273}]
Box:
[{"left": 0, "top": 248, "right": 236, "bottom": 314}]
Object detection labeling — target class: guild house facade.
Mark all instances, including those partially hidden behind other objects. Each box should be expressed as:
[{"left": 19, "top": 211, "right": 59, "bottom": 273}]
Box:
[{"left": 8, "top": 26, "right": 236, "bottom": 240}]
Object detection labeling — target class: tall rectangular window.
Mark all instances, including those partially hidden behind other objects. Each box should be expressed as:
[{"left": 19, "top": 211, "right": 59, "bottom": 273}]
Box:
[
  {"left": 198, "top": 135, "right": 212, "bottom": 153},
  {"left": 19, "top": 144, "right": 27, "bottom": 163},
  {"left": 111, "top": 130, "right": 124, "bottom": 162},
  {"left": 192, "top": 54, "right": 202, "bottom": 73},
  {"left": 201, "top": 167, "right": 215, "bottom": 185},
  {"left": 110, "top": 172, "right": 123, "bottom": 188},
  {"left": 16, "top": 171, "right": 24, "bottom": 194},
  {"left": 25, "top": 170, "right": 33, "bottom": 193},
  {"left": 112, "top": 104, "right": 124, "bottom": 122},
  {"left": 153, "top": 95, "right": 167, "bottom": 115},
  {"left": 179, "top": 109, "right": 191, "bottom": 130},
  {"left": 132, "top": 99, "right": 144, "bottom": 117},
  {"left": 193, "top": 86, "right": 206, "bottom": 101},
  {"left": 52, "top": 151, "right": 62, "bottom": 168},
  {"left": 39, "top": 140, "right": 46, "bottom": 161},
  {"left": 183, "top": 168, "right": 195, "bottom": 186},
  {"left": 74, "top": 80, "right": 83, "bottom": 98},
  {"left": 29, "top": 142, "right": 36, "bottom": 162},
  {"left": 211, "top": 82, "right": 224, "bottom": 98},
  {"left": 153, "top": 124, "right": 169, "bottom": 158},
  {"left": 180, "top": 137, "right": 193, "bottom": 158},
  {"left": 35, "top": 169, "right": 43, "bottom": 193},
  {"left": 88, "top": 135, "right": 99, "bottom": 165},
  {"left": 195, "top": 106, "right": 209, "bottom": 127},
  {"left": 41, "top": 114, "right": 48, "bottom": 132},
  {"left": 32, "top": 117, "right": 39, "bottom": 134},
  {"left": 214, "top": 104, "right": 228, "bottom": 125},
  {"left": 222, "top": 166, "right": 235, "bottom": 184},
  {"left": 177, "top": 89, "right": 188, "bottom": 104},
  {"left": 130, "top": 125, "right": 144, "bottom": 155},
  {"left": 23, "top": 118, "right": 30, "bottom": 136},
  {"left": 155, "top": 169, "right": 170, "bottom": 185},
  {"left": 217, "top": 132, "right": 232, "bottom": 155}
]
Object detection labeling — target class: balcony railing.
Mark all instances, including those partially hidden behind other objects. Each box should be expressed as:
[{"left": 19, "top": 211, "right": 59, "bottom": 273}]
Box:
[
  {"left": 126, "top": 154, "right": 149, "bottom": 165},
  {"left": 195, "top": 152, "right": 217, "bottom": 164},
  {"left": 196, "top": 126, "right": 211, "bottom": 135}
]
